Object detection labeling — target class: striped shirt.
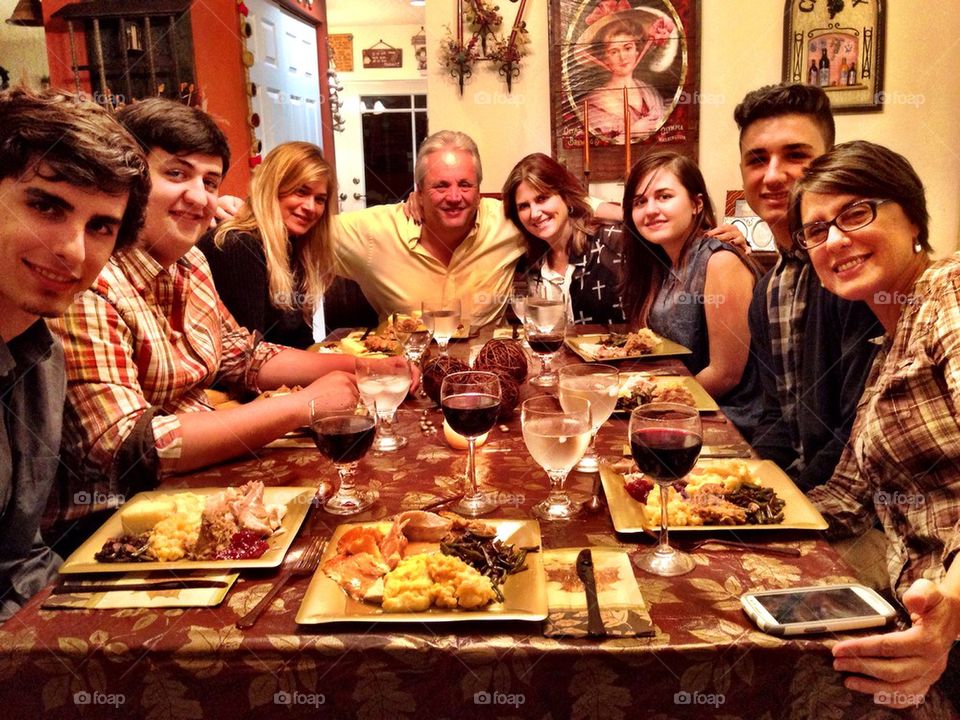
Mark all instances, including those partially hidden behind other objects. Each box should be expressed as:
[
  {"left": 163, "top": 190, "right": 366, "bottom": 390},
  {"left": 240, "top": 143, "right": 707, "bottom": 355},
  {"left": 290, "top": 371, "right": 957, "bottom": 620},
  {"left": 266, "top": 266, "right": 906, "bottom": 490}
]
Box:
[
  {"left": 47, "top": 246, "right": 283, "bottom": 517},
  {"left": 810, "top": 254, "right": 960, "bottom": 598}
]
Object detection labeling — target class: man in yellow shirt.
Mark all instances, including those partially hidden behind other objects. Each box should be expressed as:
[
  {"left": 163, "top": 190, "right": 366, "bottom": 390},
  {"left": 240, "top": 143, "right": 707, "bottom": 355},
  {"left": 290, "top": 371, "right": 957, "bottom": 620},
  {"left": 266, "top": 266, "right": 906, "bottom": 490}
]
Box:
[{"left": 332, "top": 131, "right": 526, "bottom": 326}]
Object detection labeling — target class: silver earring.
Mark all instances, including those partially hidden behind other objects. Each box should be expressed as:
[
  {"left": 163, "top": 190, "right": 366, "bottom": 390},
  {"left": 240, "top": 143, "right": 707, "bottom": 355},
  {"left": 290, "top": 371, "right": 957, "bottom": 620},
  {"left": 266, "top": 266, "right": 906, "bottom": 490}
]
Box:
[{"left": 914, "top": 238, "right": 923, "bottom": 254}]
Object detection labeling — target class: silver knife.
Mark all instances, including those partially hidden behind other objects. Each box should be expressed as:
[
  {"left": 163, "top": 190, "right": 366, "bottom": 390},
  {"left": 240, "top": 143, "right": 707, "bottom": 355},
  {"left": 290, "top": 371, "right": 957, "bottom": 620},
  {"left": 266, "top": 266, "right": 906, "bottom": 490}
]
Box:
[
  {"left": 575, "top": 549, "right": 605, "bottom": 637},
  {"left": 51, "top": 579, "right": 231, "bottom": 595}
]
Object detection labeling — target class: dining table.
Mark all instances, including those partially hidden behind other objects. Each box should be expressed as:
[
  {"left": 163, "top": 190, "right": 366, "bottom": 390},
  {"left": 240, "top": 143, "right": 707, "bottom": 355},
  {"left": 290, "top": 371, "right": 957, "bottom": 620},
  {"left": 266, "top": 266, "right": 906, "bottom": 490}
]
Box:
[{"left": 0, "top": 326, "right": 951, "bottom": 720}]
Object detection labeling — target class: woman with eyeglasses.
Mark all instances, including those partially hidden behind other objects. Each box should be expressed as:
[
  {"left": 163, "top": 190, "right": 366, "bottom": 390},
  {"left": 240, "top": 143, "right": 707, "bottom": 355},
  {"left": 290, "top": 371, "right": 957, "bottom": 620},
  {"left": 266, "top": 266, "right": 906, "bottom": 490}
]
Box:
[
  {"left": 501, "top": 153, "right": 626, "bottom": 326},
  {"left": 621, "top": 151, "right": 761, "bottom": 440},
  {"left": 790, "top": 140, "right": 960, "bottom": 709}
]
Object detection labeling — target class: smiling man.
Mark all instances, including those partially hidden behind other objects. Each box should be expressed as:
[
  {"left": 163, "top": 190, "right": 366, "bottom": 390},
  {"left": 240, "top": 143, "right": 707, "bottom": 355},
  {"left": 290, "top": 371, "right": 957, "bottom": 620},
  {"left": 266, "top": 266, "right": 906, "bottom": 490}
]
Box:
[
  {"left": 332, "top": 130, "right": 527, "bottom": 325},
  {"left": 736, "top": 83, "right": 882, "bottom": 492},
  {"left": 0, "top": 88, "right": 149, "bottom": 620},
  {"left": 45, "top": 99, "right": 379, "bottom": 550}
]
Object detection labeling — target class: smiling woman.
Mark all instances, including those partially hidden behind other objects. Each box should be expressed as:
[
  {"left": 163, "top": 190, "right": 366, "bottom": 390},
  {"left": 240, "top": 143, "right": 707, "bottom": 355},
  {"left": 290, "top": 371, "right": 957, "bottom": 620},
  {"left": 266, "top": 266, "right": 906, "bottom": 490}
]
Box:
[
  {"left": 200, "top": 141, "right": 338, "bottom": 348},
  {"left": 792, "top": 141, "right": 960, "bottom": 711}
]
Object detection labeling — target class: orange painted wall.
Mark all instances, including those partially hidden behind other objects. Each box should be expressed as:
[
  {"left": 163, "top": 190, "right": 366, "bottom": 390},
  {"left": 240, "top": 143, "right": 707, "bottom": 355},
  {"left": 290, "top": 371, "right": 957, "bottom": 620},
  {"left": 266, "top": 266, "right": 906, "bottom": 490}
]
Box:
[{"left": 41, "top": 0, "right": 334, "bottom": 198}]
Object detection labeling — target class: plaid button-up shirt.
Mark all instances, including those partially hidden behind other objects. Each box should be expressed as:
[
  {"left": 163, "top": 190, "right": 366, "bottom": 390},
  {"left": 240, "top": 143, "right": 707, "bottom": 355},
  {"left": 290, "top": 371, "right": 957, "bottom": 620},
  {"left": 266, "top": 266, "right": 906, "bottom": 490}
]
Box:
[
  {"left": 810, "top": 254, "right": 960, "bottom": 598},
  {"left": 47, "top": 246, "right": 283, "bottom": 517}
]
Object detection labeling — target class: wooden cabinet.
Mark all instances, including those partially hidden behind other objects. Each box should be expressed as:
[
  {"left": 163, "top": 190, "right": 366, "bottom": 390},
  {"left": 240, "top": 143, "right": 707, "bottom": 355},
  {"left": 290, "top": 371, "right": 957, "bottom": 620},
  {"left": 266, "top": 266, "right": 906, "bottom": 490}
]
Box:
[{"left": 51, "top": 0, "right": 197, "bottom": 105}]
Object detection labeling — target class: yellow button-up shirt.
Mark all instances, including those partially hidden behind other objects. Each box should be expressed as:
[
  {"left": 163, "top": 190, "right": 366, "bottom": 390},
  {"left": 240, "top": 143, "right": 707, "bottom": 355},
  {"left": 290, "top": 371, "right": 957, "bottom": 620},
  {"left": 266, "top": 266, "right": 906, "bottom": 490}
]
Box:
[{"left": 332, "top": 199, "right": 526, "bottom": 327}]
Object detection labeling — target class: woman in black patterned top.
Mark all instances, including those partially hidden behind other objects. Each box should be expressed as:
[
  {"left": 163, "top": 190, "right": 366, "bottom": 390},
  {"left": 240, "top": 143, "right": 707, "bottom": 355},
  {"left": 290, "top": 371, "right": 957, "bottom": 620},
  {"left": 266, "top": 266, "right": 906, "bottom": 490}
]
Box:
[{"left": 502, "top": 153, "right": 626, "bottom": 326}]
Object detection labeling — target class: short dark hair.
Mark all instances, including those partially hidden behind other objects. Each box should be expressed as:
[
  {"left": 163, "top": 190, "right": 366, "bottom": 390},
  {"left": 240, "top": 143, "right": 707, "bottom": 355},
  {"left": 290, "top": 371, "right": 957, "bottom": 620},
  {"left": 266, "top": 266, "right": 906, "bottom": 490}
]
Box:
[
  {"left": 0, "top": 87, "right": 151, "bottom": 250},
  {"left": 734, "top": 83, "right": 835, "bottom": 149},
  {"left": 117, "top": 98, "right": 231, "bottom": 171},
  {"left": 789, "top": 140, "right": 930, "bottom": 251}
]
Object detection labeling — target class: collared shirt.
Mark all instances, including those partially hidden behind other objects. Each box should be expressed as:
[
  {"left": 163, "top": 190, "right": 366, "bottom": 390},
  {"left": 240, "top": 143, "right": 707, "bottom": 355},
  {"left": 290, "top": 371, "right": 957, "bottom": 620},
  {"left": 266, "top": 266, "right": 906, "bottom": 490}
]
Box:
[
  {"left": 765, "top": 248, "right": 810, "bottom": 466},
  {"left": 47, "top": 246, "right": 284, "bottom": 518},
  {"left": 332, "top": 198, "right": 526, "bottom": 326},
  {"left": 0, "top": 320, "right": 63, "bottom": 620},
  {"left": 810, "top": 254, "right": 960, "bottom": 599}
]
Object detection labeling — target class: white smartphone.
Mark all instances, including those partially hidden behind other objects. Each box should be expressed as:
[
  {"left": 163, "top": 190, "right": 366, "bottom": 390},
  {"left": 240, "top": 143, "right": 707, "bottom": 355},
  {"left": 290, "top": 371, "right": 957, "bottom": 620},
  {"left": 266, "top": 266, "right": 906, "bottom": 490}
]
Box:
[{"left": 741, "top": 584, "right": 898, "bottom": 636}]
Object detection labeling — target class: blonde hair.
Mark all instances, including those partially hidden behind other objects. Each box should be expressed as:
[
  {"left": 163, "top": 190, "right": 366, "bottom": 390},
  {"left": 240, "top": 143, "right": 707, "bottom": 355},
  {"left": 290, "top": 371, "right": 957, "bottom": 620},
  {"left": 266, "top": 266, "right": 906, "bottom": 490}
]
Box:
[{"left": 214, "top": 141, "right": 336, "bottom": 312}]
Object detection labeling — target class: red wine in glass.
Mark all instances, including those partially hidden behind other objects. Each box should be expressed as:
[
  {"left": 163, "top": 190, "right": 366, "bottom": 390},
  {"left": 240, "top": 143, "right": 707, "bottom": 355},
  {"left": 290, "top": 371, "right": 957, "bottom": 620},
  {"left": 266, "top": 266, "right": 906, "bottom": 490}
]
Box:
[
  {"left": 311, "top": 415, "right": 376, "bottom": 463},
  {"left": 527, "top": 333, "right": 565, "bottom": 354},
  {"left": 629, "top": 428, "right": 702, "bottom": 481},
  {"left": 441, "top": 393, "right": 501, "bottom": 437}
]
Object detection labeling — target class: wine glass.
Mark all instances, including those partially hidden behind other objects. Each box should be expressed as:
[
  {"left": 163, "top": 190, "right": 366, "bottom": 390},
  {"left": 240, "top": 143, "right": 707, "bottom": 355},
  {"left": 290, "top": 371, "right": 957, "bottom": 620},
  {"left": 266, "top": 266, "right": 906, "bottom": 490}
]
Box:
[
  {"left": 506, "top": 277, "right": 529, "bottom": 330},
  {"left": 309, "top": 401, "right": 377, "bottom": 515},
  {"left": 356, "top": 357, "right": 411, "bottom": 452},
  {"left": 441, "top": 371, "right": 502, "bottom": 516},
  {"left": 422, "top": 298, "right": 462, "bottom": 356},
  {"left": 524, "top": 292, "right": 567, "bottom": 387},
  {"left": 559, "top": 363, "right": 620, "bottom": 473},
  {"left": 629, "top": 403, "right": 703, "bottom": 576},
  {"left": 521, "top": 395, "right": 592, "bottom": 520},
  {"left": 392, "top": 308, "right": 432, "bottom": 400}
]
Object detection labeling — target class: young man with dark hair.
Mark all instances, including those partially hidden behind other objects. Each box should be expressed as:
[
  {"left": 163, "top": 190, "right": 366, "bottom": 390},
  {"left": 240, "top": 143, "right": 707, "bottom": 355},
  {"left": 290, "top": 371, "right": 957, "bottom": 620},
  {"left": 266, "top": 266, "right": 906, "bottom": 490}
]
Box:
[
  {"left": 46, "top": 100, "right": 400, "bottom": 543},
  {"left": 0, "top": 87, "right": 150, "bottom": 619},
  {"left": 736, "top": 83, "right": 881, "bottom": 492}
]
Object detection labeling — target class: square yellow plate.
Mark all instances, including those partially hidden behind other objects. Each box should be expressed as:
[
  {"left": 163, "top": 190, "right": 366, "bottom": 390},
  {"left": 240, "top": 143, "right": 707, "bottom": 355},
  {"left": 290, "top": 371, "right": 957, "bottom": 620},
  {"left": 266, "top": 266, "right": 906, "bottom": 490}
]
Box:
[
  {"left": 565, "top": 333, "right": 692, "bottom": 362},
  {"left": 599, "top": 460, "right": 828, "bottom": 533},
  {"left": 616, "top": 373, "right": 719, "bottom": 413},
  {"left": 296, "top": 518, "right": 547, "bottom": 624},
  {"left": 59, "top": 487, "right": 315, "bottom": 574}
]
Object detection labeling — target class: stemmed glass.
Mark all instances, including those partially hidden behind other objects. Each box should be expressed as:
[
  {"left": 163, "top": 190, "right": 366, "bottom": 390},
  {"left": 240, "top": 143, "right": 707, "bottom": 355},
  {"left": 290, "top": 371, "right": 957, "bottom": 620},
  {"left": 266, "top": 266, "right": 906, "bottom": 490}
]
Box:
[
  {"left": 629, "top": 403, "right": 703, "bottom": 576},
  {"left": 392, "top": 309, "right": 432, "bottom": 400},
  {"left": 441, "top": 371, "right": 501, "bottom": 516},
  {"left": 559, "top": 363, "right": 620, "bottom": 473},
  {"left": 506, "top": 277, "right": 529, "bottom": 331},
  {"left": 521, "top": 395, "right": 592, "bottom": 520},
  {"left": 524, "top": 292, "right": 567, "bottom": 387},
  {"left": 309, "top": 401, "right": 377, "bottom": 515},
  {"left": 356, "top": 357, "right": 411, "bottom": 452},
  {"left": 422, "top": 298, "right": 462, "bottom": 356}
]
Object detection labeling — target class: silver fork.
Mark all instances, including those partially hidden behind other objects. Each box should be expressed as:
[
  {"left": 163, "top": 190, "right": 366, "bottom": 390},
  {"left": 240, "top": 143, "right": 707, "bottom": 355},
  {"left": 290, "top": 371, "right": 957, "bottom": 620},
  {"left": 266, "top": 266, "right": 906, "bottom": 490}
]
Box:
[{"left": 235, "top": 536, "right": 327, "bottom": 629}]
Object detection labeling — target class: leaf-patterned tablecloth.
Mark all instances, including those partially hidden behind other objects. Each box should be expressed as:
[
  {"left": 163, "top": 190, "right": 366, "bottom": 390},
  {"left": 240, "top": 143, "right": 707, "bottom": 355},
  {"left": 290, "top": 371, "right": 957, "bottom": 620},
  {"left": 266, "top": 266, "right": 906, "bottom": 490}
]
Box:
[{"left": 1, "top": 344, "right": 952, "bottom": 719}]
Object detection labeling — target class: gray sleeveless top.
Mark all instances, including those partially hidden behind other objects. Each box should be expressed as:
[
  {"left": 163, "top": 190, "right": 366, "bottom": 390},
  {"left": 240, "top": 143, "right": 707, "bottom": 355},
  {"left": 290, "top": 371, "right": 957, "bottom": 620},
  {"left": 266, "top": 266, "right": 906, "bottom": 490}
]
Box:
[{"left": 647, "top": 236, "right": 761, "bottom": 440}]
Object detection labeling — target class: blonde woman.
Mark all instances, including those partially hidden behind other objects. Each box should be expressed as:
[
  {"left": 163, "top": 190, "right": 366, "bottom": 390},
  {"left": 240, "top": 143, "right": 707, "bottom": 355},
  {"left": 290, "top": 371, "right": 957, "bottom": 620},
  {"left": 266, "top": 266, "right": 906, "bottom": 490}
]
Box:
[{"left": 200, "top": 141, "right": 336, "bottom": 347}]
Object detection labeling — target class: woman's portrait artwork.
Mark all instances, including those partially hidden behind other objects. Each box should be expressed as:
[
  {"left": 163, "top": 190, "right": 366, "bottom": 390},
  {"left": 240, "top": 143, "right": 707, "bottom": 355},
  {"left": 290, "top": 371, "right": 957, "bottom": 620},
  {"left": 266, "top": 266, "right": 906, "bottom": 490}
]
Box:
[
  {"left": 552, "top": 0, "right": 699, "bottom": 181},
  {"left": 567, "top": 1, "right": 685, "bottom": 146}
]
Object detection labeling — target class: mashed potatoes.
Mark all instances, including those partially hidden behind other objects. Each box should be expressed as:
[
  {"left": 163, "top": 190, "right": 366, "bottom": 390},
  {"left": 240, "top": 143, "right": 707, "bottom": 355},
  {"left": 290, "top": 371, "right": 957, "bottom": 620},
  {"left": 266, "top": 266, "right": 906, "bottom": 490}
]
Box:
[
  {"left": 142, "top": 493, "right": 205, "bottom": 561},
  {"left": 381, "top": 554, "right": 496, "bottom": 612}
]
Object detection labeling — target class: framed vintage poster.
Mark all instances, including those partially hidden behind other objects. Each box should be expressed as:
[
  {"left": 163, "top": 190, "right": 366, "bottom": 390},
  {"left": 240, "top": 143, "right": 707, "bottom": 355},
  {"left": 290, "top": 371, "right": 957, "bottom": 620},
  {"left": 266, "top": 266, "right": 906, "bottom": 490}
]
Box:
[
  {"left": 549, "top": 0, "right": 701, "bottom": 183},
  {"left": 782, "top": 0, "right": 885, "bottom": 113}
]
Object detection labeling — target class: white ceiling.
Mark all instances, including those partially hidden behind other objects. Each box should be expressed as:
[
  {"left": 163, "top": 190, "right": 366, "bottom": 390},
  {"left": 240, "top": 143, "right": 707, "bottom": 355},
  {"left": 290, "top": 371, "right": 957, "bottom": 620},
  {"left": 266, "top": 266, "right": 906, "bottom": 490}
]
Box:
[{"left": 325, "top": 0, "right": 425, "bottom": 28}]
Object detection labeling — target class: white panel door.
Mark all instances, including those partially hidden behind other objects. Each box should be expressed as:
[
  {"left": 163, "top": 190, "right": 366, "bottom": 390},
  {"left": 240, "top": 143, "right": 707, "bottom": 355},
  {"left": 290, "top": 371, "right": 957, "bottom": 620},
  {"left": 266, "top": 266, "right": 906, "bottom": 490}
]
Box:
[{"left": 245, "top": 0, "right": 322, "bottom": 154}]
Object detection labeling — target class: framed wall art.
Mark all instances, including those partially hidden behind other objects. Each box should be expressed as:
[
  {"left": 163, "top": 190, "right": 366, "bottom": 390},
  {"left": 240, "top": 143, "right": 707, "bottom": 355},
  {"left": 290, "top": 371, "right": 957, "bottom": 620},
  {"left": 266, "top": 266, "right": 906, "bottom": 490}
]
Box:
[
  {"left": 549, "top": 0, "right": 701, "bottom": 183},
  {"left": 782, "top": 0, "right": 885, "bottom": 113}
]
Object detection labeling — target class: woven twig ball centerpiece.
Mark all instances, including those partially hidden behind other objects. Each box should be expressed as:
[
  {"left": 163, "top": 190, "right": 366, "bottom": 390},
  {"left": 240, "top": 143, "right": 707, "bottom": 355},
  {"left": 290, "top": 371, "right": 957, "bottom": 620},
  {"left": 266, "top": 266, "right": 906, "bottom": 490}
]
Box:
[
  {"left": 487, "top": 370, "right": 520, "bottom": 420},
  {"left": 422, "top": 356, "right": 470, "bottom": 405},
  {"left": 474, "top": 339, "right": 528, "bottom": 384}
]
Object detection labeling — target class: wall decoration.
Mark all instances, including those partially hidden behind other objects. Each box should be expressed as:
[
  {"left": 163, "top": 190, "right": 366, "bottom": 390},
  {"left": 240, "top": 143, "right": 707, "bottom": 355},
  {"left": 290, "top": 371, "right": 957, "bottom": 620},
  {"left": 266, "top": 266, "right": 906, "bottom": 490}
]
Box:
[
  {"left": 549, "top": 0, "right": 701, "bottom": 183},
  {"left": 329, "top": 33, "right": 354, "bottom": 72},
  {"left": 412, "top": 27, "right": 427, "bottom": 75},
  {"left": 782, "top": 0, "right": 885, "bottom": 113},
  {"left": 362, "top": 40, "right": 403, "bottom": 69},
  {"left": 441, "top": 0, "right": 529, "bottom": 95}
]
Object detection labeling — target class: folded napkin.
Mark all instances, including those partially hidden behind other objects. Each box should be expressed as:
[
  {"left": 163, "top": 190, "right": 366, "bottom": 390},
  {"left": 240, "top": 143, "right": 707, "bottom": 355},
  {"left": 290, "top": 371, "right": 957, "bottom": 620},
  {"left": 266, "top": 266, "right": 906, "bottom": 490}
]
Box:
[
  {"left": 42, "top": 571, "right": 239, "bottom": 610},
  {"left": 542, "top": 548, "right": 653, "bottom": 637}
]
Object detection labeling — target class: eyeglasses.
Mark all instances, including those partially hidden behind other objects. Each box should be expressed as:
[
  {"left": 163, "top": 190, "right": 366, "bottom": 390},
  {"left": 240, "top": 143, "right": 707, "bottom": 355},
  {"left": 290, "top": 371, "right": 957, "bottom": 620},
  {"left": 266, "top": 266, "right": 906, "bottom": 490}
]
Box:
[{"left": 793, "top": 198, "right": 890, "bottom": 250}]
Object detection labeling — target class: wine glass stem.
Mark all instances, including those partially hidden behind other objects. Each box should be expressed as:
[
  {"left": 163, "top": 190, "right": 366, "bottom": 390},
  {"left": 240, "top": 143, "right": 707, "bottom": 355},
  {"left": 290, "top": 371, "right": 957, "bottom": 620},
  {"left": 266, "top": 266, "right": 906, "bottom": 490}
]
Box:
[
  {"left": 658, "top": 483, "right": 672, "bottom": 554},
  {"left": 438, "top": 340, "right": 450, "bottom": 356},
  {"left": 466, "top": 437, "right": 480, "bottom": 497},
  {"left": 336, "top": 463, "right": 357, "bottom": 496},
  {"left": 377, "top": 410, "right": 396, "bottom": 439},
  {"left": 547, "top": 469, "right": 570, "bottom": 507}
]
